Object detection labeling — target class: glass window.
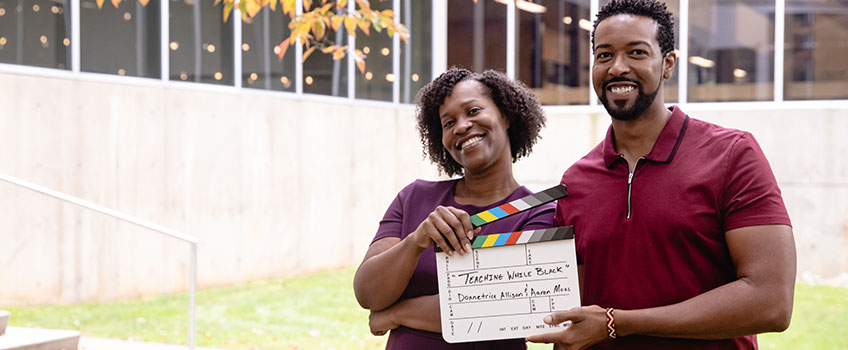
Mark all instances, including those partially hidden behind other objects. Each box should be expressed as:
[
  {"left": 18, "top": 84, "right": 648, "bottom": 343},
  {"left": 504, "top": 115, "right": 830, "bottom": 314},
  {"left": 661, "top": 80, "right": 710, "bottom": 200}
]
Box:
[
  {"left": 784, "top": 0, "right": 848, "bottom": 100},
  {"left": 241, "top": 8, "right": 294, "bottom": 91},
  {"left": 81, "top": 0, "right": 160, "bottom": 78},
  {"left": 169, "top": 0, "right": 234, "bottom": 85},
  {"left": 356, "top": 0, "right": 393, "bottom": 102},
  {"left": 302, "top": 20, "right": 348, "bottom": 97},
  {"left": 515, "top": 0, "right": 591, "bottom": 105},
  {"left": 598, "top": 0, "right": 679, "bottom": 103},
  {"left": 688, "top": 0, "right": 774, "bottom": 102},
  {"left": 0, "top": 0, "right": 71, "bottom": 70},
  {"left": 399, "top": 0, "right": 432, "bottom": 104},
  {"left": 448, "top": 0, "right": 506, "bottom": 73}
]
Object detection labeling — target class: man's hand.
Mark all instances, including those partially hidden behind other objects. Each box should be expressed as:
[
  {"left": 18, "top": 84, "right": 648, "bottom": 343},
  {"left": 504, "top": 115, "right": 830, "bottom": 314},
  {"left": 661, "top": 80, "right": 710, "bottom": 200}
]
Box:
[
  {"left": 526, "top": 305, "right": 610, "bottom": 350},
  {"left": 369, "top": 309, "right": 398, "bottom": 336}
]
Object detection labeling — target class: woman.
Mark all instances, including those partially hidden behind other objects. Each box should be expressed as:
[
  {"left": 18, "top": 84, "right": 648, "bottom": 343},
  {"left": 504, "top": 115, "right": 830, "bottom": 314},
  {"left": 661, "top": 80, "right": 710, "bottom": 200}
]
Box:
[{"left": 353, "top": 68, "right": 553, "bottom": 349}]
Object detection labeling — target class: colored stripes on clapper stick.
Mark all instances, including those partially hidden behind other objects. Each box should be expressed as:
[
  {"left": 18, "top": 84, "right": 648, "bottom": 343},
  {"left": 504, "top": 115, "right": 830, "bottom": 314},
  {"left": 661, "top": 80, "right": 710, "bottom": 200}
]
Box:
[
  {"left": 435, "top": 227, "right": 573, "bottom": 252},
  {"left": 469, "top": 184, "right": 568, "bottom": 228}
]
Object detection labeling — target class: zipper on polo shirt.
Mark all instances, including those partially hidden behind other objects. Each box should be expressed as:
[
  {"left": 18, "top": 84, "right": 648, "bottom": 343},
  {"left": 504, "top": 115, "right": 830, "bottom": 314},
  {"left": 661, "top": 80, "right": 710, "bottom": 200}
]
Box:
[{"left": 623, "top": 157, "right": 645, "bottom": 219}]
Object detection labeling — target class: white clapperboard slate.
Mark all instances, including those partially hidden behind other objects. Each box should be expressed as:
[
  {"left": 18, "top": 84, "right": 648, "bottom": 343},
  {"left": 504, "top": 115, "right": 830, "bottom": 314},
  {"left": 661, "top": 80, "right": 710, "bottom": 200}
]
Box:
[{"left": 434, "top": 185, "right": 580, "bottom": 343}]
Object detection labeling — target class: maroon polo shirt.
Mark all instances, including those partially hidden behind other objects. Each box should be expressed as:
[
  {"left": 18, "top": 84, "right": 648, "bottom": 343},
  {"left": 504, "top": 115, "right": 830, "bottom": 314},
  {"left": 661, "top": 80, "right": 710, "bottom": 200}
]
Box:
[{"left": 555, "top": 106, "right": 791, "bottom": 350}]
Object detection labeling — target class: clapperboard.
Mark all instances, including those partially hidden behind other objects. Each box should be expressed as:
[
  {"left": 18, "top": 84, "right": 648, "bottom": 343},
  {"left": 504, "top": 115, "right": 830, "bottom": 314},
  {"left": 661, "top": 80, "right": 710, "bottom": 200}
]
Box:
[{"left": 435, "top": 184, "right": 581, "bottom": 343}]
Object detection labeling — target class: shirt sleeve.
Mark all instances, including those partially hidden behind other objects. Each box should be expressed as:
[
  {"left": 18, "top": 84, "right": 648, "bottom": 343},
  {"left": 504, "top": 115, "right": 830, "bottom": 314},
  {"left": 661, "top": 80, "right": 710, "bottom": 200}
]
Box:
[{"left": 722, "top": 132, "right": 792, "bottom": 231}]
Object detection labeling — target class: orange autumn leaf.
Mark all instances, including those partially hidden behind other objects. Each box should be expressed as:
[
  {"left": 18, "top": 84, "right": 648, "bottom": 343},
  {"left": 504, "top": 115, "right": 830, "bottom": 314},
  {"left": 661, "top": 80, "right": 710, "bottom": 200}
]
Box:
[
  {"left": 245, "top": 0, "right": 262, "bottom": 17},
  {"left": 332, "top": 48, "right": 346, "bottom": 60},
  {"left": 344, "top": 16, "right": 357, "bottom": 36},
  {"left": 302, "top": 46, "right": 317, "bottom": 62},
  {"left": 277, "top": 37, "right": 291, "bottom": 60},
  {"left": 331, "top": 15, "right": 344, "bottom": 31}
]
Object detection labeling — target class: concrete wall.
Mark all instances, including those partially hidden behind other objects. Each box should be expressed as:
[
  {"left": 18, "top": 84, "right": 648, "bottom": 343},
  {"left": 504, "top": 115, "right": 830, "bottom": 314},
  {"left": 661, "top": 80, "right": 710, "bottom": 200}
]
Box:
[{"left": 0, "top": 72, "right": 845, "bottom": 305}]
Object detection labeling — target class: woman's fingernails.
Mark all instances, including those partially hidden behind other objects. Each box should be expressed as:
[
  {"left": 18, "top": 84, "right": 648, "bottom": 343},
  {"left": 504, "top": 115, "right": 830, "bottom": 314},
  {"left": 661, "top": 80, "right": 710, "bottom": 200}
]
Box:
[{"left": 544, "top": 316, "right": 552, "bottom": 323}]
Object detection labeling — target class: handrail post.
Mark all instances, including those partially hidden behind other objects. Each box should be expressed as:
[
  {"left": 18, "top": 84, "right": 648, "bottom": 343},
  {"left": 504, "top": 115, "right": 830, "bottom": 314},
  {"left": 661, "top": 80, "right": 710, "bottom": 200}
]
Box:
[
  {"left": 0, "top": 172, "right": 199, "bottom": 350},
  {"left": 189, "top": 242, "right": 196, "bottom": 350}
]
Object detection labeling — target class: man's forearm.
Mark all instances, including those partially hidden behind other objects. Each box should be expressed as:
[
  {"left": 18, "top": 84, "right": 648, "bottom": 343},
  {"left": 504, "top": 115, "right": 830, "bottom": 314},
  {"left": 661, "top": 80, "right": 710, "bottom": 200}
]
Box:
[{"left": 616, "top": 276, "right": 793, "bottom": 339}]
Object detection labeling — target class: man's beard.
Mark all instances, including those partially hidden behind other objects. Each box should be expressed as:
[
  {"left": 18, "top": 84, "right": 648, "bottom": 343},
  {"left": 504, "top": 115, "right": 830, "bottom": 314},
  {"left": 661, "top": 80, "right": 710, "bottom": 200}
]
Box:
[{"left": 599, "top": 77, "right": 661, "bottom": 121}]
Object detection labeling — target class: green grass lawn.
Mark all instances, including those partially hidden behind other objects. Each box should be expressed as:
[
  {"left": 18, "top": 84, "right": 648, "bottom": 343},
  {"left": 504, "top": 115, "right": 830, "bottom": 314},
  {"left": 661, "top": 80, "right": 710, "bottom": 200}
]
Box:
[{"left": 3, "top": 268, "right": 847, "bottom": 350}]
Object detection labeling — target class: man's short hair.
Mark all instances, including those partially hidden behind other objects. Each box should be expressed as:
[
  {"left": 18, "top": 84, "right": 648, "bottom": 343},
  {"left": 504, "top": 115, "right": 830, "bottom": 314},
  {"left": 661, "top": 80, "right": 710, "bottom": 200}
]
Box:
[{"left": 592, "top": 0, "right": 675, "bottom": 56}]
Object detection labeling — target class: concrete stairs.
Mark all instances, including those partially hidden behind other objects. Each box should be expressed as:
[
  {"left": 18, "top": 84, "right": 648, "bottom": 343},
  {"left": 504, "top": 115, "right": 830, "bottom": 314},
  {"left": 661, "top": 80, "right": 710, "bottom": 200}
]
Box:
[{"left": 0, "top": 310, "right": 80, "bottom": 350}]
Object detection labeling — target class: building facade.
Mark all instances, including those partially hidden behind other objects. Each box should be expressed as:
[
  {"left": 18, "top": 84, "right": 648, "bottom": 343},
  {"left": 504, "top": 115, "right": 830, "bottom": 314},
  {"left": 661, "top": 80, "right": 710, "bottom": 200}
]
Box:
[{"left": 0, "top": 0, "right": 846, "bottom": 304}]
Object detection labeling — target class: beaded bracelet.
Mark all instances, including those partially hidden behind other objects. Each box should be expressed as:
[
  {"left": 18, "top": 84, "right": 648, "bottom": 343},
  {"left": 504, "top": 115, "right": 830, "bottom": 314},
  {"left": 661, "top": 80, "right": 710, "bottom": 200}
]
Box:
[{"left": 606, "top": 308, "right": 617, "bottom": 339}]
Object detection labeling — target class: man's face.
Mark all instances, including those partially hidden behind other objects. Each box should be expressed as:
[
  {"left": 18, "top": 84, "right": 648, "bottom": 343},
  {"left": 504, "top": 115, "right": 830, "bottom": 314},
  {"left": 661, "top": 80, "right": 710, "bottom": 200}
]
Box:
[{"left": 592, "top": 14, "right": 674, "bottom": 121}]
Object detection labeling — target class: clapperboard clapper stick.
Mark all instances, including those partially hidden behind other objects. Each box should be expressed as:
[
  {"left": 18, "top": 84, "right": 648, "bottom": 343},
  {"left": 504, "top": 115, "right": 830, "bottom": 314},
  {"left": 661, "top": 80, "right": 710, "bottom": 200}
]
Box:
[{"left": 435, "top": 184, "right": 568, "bottom": 253}]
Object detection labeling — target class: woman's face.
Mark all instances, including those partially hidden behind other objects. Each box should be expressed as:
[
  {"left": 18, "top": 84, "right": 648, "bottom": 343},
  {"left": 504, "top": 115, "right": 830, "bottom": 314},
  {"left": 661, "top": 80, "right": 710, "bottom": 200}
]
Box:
[{"left": 438, "top": 79, "right": 511, "bottom": 175}]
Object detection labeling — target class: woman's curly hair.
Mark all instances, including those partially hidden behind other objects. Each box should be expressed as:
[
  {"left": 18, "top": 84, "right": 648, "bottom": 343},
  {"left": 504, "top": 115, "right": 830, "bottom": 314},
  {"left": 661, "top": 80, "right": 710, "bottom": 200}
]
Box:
[{"left": 414, "top": 67, "right": 546, "bottom": 177}]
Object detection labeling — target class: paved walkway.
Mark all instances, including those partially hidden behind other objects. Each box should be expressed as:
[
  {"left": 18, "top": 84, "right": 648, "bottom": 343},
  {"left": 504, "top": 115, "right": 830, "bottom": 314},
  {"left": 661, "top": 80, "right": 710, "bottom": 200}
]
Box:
[{"left": 79, "top": 337, "right": 231, "bottom": 350}]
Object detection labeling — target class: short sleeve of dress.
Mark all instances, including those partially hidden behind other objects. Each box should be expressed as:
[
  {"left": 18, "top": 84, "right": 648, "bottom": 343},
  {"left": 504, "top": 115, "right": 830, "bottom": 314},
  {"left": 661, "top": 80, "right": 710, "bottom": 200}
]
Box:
[
  {"left": 372, "top": 190, "right": 406, "bottom": 244},
  {"left": 520, "top": 202, "right": 556, "bottom": 230},
  {"left": 722, "top": 133, "right": 792, "bottom": 231}
]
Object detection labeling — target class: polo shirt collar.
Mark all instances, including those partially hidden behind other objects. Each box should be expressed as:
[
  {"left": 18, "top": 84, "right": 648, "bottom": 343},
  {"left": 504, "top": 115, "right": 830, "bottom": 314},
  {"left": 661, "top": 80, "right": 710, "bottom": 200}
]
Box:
[{"left": 602, "top": 105, "right": 689, "bottom": 168}]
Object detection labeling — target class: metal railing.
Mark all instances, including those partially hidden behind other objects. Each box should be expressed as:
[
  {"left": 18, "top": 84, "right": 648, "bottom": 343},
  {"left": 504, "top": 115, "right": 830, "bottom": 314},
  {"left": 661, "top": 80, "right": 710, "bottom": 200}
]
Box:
[{"left": 0, "top": 173, "right": 198, "bottom": 350}]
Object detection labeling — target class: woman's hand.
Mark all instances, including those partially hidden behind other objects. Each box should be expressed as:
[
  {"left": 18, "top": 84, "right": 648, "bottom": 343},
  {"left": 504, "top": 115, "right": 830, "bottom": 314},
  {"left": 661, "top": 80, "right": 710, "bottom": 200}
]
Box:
[
  {"left": 409, "top": 206, "right": 480, "bottom": 256},
  {"left": 369, "top": 308, "right": 398, "bottom": 336}
]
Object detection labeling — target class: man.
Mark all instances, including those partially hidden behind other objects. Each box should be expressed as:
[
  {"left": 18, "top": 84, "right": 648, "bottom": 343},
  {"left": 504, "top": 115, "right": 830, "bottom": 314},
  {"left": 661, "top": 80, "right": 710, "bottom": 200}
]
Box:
[{"left": 526, "top": 0, "right": 796, "bottom": 349}]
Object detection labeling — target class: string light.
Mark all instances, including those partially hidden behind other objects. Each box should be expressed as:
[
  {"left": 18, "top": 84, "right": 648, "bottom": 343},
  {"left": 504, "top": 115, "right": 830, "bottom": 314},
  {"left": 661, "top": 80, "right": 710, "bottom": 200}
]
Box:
[
  {"left": 118, "top": 69, "right": 126, "bottom": 75},
  {"left": 124, "top": 12, "right": 132, "bottom": 21},
  {"left": 179, "top": 72, "right": 188, "bottom": 80},
  {"left": 32, "top": 4, "right": 40, "bottom": 12},
  {"left": 273, "top": 45, "right": 281, "bottom": 55},
  {"left": 51, "top": 6, "right": 59, "bottom": 14},
  {"left": 305, "top": 76, "right": 314, "bottom": 85},
  {"left": 206, "top": 44, "right": 216, "bottom": 53},
  {"left": 381, "top": 47, "right": 390, "bottom": 56},
  {"left": 280, "top": 76, "right": 291, "bottom": 87},
  {"left": 170, "top": 42, "right": 179, "bottom": 51},
  {"left": 0, "top": 8, "right": 6, "bottom": 16},
  {"left": 249, "top": 73, "right": 258, "bottom": 81},
  {"left": 214, "top": 72, "right": 223, "bottom": 80},
  {"left": 365, "top": 72, "right": 373, "bottom": 80},
  {"left": 63, "top": 38, "right": 70, "bottom": 46},
  {"left": 363, "top": 46, "right": 370, "bottom": 54},
  {"left": 385, "top": 73, "right": 395, "bottom": 82},
  {"left": 411, "top": 74, "right": 419, "bottom": 82},
  {"left": 242, "top": 43, "right": 250, "bottom": 51}
]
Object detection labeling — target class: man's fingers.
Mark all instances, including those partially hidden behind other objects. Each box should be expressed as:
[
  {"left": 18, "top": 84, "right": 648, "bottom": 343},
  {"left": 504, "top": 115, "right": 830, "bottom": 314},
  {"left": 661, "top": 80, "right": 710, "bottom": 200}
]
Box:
[
  {"left": 549, "top": 307, "right": 585, "bottom": 324},
  {"left": 525, "top": 330, "right": 561, "bottom": 344}
]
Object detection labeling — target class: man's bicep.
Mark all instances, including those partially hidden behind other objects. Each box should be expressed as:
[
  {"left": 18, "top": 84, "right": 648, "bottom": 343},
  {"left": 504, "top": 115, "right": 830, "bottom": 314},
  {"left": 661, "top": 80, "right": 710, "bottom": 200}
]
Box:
[{"left": 726, "top": 225, "right": 795, "bottom": 284}]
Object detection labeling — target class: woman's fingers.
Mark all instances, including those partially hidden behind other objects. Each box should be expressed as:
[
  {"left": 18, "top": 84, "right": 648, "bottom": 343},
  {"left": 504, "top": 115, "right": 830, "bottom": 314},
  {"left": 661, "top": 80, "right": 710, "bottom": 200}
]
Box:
[
  {"left": 417, "top": 206, "right": 477, "bottom": 255},
  {"left": 448, "top": 207, "right": 475, "bottom": 251}
]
